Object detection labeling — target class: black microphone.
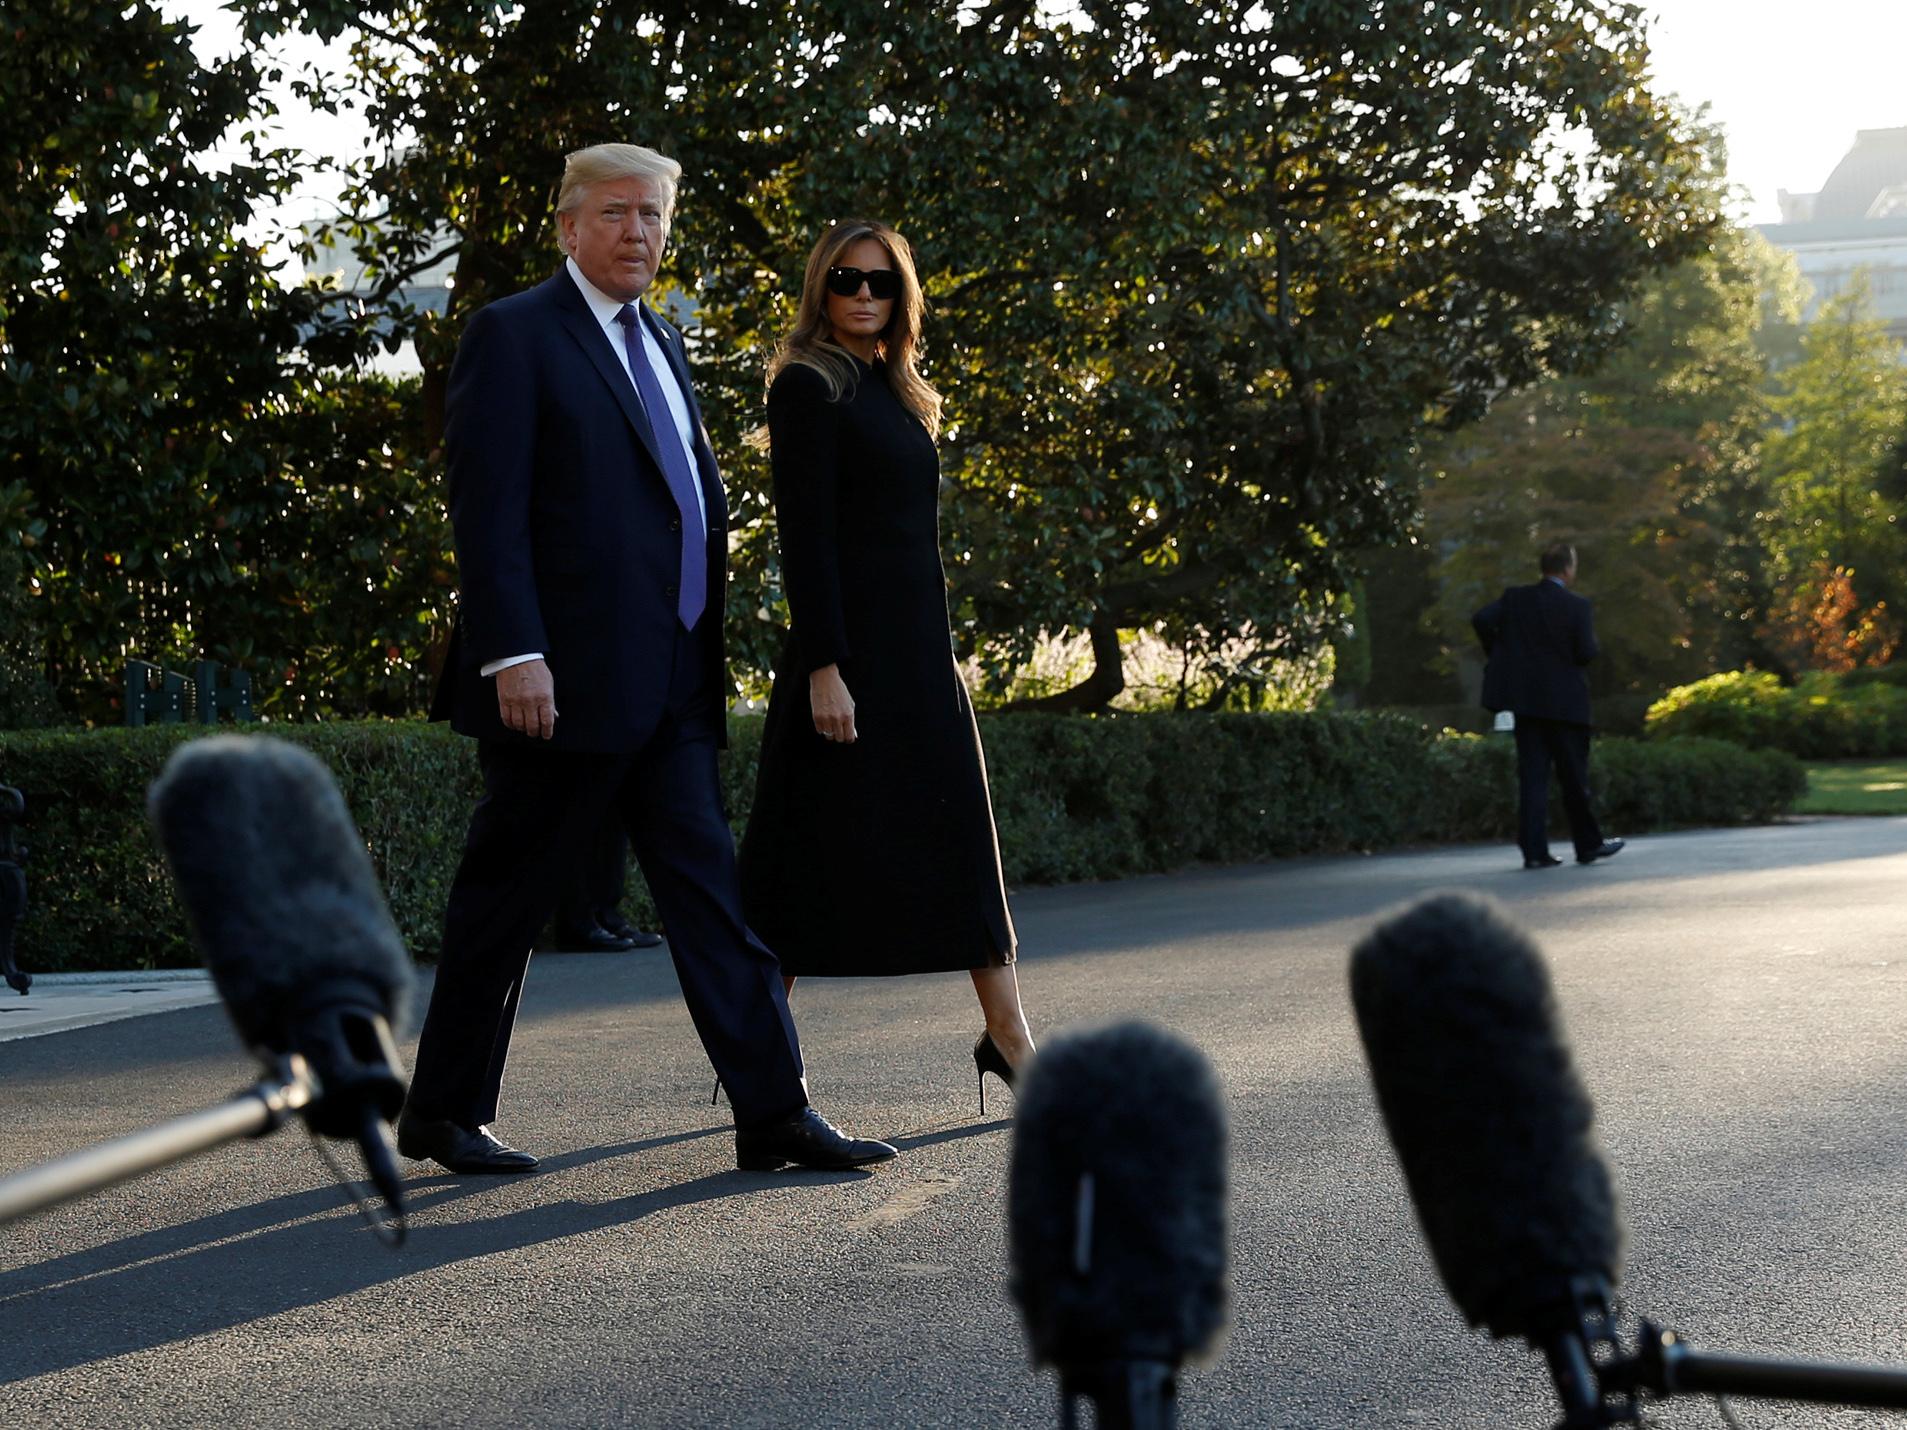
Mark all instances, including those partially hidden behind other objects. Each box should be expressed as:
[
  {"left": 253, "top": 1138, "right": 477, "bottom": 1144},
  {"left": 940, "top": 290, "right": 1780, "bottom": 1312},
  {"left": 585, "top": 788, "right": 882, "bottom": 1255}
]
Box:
[
  {"left": 1349, "top": 892, "right": 1621, "bottom": 1341},
  {"left": 1352, "top": 893, "right": 1907, "bottom": 1425},
  {"left": 148, "top": 735, "right": 416, "bottom": 1221},
  {"left": 1008, "top": 1020, "right": 1228, "bottom": 1429},
  {"left": 1351, "top": 892, "right": 1628, "bottom": 1423}
]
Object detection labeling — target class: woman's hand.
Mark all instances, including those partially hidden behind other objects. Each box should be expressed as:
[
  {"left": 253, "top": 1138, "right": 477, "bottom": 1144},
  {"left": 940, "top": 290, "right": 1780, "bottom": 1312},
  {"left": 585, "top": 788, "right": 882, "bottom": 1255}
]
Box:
[{"left": 809, "top": 664, "right": 858, "bottom": 744}]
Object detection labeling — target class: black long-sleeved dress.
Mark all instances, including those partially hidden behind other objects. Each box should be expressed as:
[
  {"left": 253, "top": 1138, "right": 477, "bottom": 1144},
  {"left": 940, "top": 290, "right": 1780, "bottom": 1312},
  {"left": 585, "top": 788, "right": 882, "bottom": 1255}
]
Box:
[{"left": 738, "top": 356, "right": 1016, "bottom": 975}]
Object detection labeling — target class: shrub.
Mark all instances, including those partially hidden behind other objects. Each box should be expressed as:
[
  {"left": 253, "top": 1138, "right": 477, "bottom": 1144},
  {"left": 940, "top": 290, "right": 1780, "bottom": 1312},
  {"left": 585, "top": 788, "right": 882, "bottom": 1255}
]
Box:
[
  {"left": 1840, "top": 664, "right": 1907, "bottom": 691},
  {"left": 0, "top": 715, "right": 1803, "bottom": 973},
  {"left": 1644, "top": 670, "right": 1789, "bottom": 748},
  {"left": 1367, "top": 703, "right": 1492, "bottom": 735},
  {"left": 1594, "top": 736, "right": 1804, "bottom": 828},
  {"left": 1646, "top": 668, "right": 1907, "bottom": 758}
]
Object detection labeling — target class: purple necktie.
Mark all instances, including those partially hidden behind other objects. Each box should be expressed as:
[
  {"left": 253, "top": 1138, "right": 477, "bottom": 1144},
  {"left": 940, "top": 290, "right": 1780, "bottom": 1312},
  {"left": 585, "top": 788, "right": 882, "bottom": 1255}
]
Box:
[{"left": 615, "top": 304, "right": 706, "bottom": 630}]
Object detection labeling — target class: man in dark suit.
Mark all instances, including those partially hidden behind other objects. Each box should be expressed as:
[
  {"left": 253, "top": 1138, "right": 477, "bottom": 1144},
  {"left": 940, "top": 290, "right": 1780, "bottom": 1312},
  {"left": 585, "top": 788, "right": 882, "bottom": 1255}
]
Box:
[
  {"left": 399, "top": 143, "right": 895, "bottom": 1175},
  {"left": 1473, "top": 542, "right": 1625, "bottom": 871}
]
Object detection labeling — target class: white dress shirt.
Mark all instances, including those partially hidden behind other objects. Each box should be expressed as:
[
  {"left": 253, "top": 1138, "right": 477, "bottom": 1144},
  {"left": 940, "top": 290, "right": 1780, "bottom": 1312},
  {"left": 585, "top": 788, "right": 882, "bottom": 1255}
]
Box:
[{"left": 481, "top": 259, "right": 709, "bottom": 678}]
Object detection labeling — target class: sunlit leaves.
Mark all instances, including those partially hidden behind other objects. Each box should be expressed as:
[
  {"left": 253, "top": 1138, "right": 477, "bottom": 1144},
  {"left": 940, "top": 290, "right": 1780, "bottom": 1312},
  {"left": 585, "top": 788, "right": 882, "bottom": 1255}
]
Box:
[
  {"left": 32, "top": 0, "right": 1719, "bottom": 720},
  {"left": 1758, "top": 280, "right": 1907, "bottom": 671}
]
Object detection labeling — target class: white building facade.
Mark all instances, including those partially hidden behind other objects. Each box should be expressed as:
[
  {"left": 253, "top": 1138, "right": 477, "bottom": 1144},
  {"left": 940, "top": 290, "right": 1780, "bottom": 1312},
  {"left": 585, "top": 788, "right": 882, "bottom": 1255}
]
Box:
[{"left": 1759, "top": 126, "right": 1907, "bottom": 342}]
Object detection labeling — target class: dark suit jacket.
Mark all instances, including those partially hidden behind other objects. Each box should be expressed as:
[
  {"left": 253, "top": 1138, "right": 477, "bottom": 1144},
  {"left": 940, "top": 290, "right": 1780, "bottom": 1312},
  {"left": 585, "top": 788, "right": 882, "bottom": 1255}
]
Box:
[
  {"left": 430, "top": 269, "right": 729, "bottom": 752},
  {"left": 1473, "top": 580, "right": 1597, "bottom": 726}
]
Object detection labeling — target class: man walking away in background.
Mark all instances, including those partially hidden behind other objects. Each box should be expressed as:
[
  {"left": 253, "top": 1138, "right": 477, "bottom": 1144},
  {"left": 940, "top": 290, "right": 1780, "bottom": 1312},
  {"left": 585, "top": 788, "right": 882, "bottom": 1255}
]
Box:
[{"left": 1473, "top": 542, "right": 1625, "bottom": 872}]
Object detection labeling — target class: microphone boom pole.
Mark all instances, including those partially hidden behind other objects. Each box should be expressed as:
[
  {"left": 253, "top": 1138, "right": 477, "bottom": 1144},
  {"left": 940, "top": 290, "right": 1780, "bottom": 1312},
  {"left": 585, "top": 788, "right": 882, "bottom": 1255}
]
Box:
[
  {"left": 0, "top": 1055, "right": 315, "bottom": 1224},
  {"left": 1622, "top": 1323, "right": 1907, "bottom": 1413}
]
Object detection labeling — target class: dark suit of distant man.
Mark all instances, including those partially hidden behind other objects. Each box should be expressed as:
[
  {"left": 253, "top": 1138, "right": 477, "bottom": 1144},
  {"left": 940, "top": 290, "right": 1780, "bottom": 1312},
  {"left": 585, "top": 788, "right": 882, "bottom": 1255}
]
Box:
[
  {"left": 399, "top": 144, "right": 893, "bottom": 1175},
  {"left": 1473, "top": 545, "right": 1622, "bottom": 869}
]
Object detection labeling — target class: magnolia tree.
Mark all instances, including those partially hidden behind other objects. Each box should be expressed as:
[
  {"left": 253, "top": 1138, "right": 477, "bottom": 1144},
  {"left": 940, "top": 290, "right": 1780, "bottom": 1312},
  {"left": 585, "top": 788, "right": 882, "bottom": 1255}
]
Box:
[
  {"left": 260, "top": 0, "right": 1714, "bottom": 709},
  {"left": 10, "top": 1, "right": 1719, "bottom": 718}
]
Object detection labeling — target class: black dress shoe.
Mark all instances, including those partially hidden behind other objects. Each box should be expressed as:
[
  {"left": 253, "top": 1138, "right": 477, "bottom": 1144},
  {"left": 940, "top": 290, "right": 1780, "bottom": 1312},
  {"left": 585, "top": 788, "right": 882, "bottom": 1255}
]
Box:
[
  {"left": 1523, "top": 854, "right": 1564, "bottom": 870},
  {"left": 1578, "top": 837, "right": 1626, "bottom": 865},
  {"left": 553, "top": 922, "right": 637, "bottom": 952},
  {"left": 735, "top": 1108, "right": 897, "bottom": 1172},
  {"left": 599, "top": 915, "right": 664, "bottom": 948},
  {"left": 395, "top": 1110, "right": 539, "bottom": 1173}
]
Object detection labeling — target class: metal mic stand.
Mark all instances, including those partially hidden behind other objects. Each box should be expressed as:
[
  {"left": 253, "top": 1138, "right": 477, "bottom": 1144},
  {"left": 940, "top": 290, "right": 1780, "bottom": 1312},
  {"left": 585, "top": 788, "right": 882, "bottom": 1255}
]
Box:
[
  {"left": 1617, "top": 1323, "right": 1907, "bottom": 1412},
  {"left": 1057, "top": 1360, "right": 1179, "bottom": 1430},
  {"left": 0, "top": 1055, "right": 315, "bottom": 1223},
  {"left": 0, "top": 782, "right": 30, "bottom": 995},
  {"left": 1537, "top": 1278, "right": 1907, "bottom": 1423},
  {"left": 1541, "top": 1279, "right": 1641, "bottom": 1428}
]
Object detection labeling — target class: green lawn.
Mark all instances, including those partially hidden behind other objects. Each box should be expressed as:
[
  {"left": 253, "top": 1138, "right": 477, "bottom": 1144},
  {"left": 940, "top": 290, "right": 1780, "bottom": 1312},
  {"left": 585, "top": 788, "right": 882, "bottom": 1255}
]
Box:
[{"left": 1800, "top": 760, "right": 1907, "bottom": 815}]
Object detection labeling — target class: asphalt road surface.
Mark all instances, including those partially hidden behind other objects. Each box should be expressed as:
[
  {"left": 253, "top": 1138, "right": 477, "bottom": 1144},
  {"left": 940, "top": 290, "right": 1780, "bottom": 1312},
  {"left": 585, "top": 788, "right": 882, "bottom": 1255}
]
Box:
[{"left": 5, "top": 819, "right": 1907, "bottom": 1428}]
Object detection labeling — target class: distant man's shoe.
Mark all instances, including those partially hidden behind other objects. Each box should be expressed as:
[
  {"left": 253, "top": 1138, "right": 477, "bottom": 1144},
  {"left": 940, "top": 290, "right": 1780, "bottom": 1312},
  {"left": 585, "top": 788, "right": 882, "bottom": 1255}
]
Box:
[
  {"left": 1578, "top": 838, "right": 1626, "bottom": 866},
  {"left": 553, "top": 921, "right": 637, "bottom": 953},
  {"left": 735, "top": 1108, "right": 897, "bottom": 1172},
  {"left": 1523, "top": 855, "right": 1564, "bottom": 870},
  {"left": 395, "top": 1110, "right": 539, "bottom": 1173},
  {"left": 600, "top": 914, "right": 664, "bottom": 948}
]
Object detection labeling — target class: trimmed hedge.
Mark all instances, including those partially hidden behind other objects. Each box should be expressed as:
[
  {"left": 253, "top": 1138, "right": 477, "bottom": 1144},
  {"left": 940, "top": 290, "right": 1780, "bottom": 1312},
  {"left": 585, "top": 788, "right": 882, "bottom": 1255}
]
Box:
[
  {"left": 0, "top": 723, "right": 478, "bottom": 974},
  {"left": 1645, "top": 669, "right": 1907, "bottom": 758},
  {"left": 0, "top": 714, "right": 1803, "bottom": 973}
]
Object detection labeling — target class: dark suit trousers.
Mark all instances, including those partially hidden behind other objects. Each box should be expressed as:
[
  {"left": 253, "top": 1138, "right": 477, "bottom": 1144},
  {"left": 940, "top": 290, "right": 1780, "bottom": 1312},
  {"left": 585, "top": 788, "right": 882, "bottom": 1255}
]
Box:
[
  {"left": 1514, "top": 717, "right": 1605, "bottom": 861},
  {"left": 406, "top": 628, "right": 808, "bottom": 1131}
]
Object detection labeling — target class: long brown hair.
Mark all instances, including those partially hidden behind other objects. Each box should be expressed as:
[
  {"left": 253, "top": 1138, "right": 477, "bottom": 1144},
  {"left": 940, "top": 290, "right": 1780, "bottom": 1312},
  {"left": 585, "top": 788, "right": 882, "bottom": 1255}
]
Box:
[{"left": 760, "top": 219, "right": 942, "bottom": 438}]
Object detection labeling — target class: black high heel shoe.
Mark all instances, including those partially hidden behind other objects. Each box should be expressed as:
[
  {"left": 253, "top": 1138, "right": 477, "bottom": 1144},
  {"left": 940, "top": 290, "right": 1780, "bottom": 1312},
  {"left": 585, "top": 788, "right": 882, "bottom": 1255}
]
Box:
[{"left": 973, "top": 1031, "right": 1018, "bottom": 1116}]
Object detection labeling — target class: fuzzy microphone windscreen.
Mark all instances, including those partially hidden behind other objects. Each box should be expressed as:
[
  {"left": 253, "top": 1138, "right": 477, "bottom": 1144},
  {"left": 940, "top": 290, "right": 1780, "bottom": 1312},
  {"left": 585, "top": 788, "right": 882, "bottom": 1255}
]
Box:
[
  {"left": 1350, "top": 892, "right": 1622, "bottom": 1341},
  {"left": 148, "top": 735, "right": 413, "bottom": 1054},
  {"left": 1008, "top": 1019, "right": 1229, "bottom": 1370}
]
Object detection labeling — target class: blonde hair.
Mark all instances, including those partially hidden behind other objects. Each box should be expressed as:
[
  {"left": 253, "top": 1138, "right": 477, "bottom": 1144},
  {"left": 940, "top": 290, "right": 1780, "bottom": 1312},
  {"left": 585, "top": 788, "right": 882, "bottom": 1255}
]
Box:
[
  {"left": 554, "top": 143, "right": 682, "bottom": 241},
  {"left": 758, "top": 219, "right": 942, "bottom": 439}
]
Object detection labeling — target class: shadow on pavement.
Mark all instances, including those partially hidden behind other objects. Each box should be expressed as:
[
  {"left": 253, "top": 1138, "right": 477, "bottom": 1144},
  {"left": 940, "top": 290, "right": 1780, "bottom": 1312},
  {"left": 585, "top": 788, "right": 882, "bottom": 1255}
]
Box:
[
  {"left": 889, "top": 1119, "right": 1011, "bottom": 1152},
  {"left": 0, "top": 1124, "right": 870, "bottom": 1384}
]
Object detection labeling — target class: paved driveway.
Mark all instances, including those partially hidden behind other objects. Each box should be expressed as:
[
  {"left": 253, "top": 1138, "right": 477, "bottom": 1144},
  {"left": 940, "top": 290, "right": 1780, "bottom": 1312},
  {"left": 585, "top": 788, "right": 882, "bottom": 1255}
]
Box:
[{"left": 4, "top": 819, "right": 1906, "bottom": 1428}]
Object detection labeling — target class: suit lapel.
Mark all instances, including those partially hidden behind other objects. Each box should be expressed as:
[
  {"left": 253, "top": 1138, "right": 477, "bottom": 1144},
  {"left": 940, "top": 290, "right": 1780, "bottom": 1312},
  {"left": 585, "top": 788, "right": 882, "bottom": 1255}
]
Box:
[{"left": 547, "top": 273, "right": 671, "bottom": 477}]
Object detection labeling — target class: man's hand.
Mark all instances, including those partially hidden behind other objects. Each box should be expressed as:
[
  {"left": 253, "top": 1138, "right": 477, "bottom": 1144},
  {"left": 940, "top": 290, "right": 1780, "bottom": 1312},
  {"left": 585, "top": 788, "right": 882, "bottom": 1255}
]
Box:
[
  {"left": 497, "top": 659, "right": 558, "bottom": 739},
  {"left": 810, "top": 664, "right": 857, "bottom": 744}
]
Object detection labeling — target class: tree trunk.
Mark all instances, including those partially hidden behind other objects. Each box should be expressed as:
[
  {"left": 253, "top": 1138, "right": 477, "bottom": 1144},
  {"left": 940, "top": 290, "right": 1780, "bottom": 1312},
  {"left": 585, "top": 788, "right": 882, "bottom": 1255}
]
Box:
[{"left": 1005, "top": 612, "right": 1125, "bottom": 713}]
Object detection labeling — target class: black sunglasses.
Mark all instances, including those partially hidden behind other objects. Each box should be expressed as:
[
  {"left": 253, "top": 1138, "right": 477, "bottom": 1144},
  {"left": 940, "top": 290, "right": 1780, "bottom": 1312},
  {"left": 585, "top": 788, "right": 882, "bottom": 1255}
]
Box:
[{"left": 825, "top": 266, "right": 901, "bottom": 301}]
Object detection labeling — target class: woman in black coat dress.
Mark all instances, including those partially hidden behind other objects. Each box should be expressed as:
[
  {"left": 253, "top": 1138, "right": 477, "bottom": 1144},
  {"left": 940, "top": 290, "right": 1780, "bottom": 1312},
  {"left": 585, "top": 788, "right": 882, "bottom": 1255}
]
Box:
[{"left": 738, "top": 219, "right": 1034, "bottom": 1109}]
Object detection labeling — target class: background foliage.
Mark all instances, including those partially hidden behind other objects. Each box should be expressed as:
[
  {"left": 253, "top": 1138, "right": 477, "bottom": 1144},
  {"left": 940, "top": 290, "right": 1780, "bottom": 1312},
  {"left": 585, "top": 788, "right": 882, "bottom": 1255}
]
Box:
[
  {"left": 1415, "top": 132, "right": 1794, "bottom": 703},
  {"left": 129, "top": 0, "right": 1714, "bottom": 715},
  {"left": 0, "top": 1, "right": 1855, "bottom": 963},
  {"left": 1, "top": 2, "right": 455, "bottom": 721},
  {"left": 1755, "top": 282, "right": 1907, "bottom": 673},
  {"left": 1360, "top": 157, "right": 1907, "bottom": 714},
  {"left": 10, "top": 2, "right": 1901, "bottom": 734}
]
